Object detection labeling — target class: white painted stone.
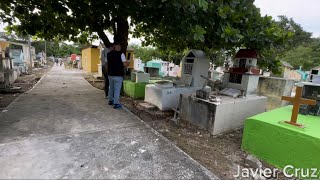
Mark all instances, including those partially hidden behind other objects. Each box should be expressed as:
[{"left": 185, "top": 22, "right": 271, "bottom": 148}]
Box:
[
  {"left": 180, "top": 94, "right": 267, "bottom": 135},
  {"left": 144, "top": 84, "right": 199, "bottom": 110},
  {"left": 154, "top": 81, "right": 173, "bottom": 88},
  {"left": 131, "top": 72, "right": 150, "bottom": 83},
  {"left": 223, "top": 73, "right": 260, "bottom": 96},
  {"left": 95, "top": 64, "right": 103, "bottom": 78}
]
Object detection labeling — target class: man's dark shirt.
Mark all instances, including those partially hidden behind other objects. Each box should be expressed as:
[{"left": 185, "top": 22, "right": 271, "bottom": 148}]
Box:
[{"left": 107, "top": 51, "right": 124, "bottom": 76}]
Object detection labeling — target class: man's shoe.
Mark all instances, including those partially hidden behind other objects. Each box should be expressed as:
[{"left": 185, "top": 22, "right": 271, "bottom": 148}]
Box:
[
  {"left": 108, "top": 100, "right": 114, "bottom": 105},
  {"left": 113, "top": 104, "right": 122, "bottom": 109}
]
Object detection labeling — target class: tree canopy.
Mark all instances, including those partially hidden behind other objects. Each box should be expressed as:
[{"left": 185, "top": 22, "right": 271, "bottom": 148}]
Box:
[
  {"left": 1, "top": 0, "right": 294, "bottom": 72},
  {"left": 281, "top": 38, "right": 320, "bottom": 70},
  {"left": 32, "top": 41, "right": 82, "bottom": 57}
]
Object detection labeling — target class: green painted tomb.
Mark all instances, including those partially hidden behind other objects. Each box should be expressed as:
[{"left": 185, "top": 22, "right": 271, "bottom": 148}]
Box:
[{"left": 242, "top": 105, "right": 320, "bottom": 178}]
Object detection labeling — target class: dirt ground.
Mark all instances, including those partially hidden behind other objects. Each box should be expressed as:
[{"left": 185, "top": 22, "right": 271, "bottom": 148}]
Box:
[
  {"left": 0, "top": 63, "right": 53, "bottom": 111},
  {"left": 82, "top": 73, "right": 289, "bottom": 180}
]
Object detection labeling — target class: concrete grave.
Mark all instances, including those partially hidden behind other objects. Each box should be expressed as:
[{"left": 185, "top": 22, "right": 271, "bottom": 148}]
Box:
[
  {"left": 123, "top": 72, "right": 148, "bottom": 99},
  {"left": 180, "top": 94, "right": 267, "bottom": 135},
  {"left": 123, "top": 80, "right": 149, "bottom": 99},
  {"left": 257, "top": 76, "right": 295, "bottom": 110},
  {"left": 144, "top": 67, "right": 159, "bottom": 77},
  {"left": 123, "top": 71, "right": 151, "bottom": 99},
  {"left": 242, "top": 85, "right": 320, "bottom": 179},
  {"left": 143, "top": 59, "right": 169, "bottom": 77},
  {"left": 179, "top": 49, "right": 267, "bottom": 135},
  {"left": 242, "top": 105, "right": 320, "bottom": 179},
  {"left": 131, "top": 71, "right": 150, "bottom": 83},
  {"left": 144, "top": 49, "right": 210, "bottom": 110},
  {"left": 0, "top": 40, "right": 19, "bottom": 90},
  {"left": 298, "top": 82, "right": 320, "bottom": 116}
]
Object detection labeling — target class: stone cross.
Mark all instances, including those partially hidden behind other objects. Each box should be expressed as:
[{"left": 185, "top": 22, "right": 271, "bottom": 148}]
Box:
[{"left": 281, "top": 86, "right": 317, "bottom": 127}]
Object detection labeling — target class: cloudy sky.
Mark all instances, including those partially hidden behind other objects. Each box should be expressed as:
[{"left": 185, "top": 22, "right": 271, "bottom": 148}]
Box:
[
  {"left": 1, "top": 0, "right": 319, "bottom": 39},
  {"left": 254, "top": 0, "right": 320, "bottom": 37}
]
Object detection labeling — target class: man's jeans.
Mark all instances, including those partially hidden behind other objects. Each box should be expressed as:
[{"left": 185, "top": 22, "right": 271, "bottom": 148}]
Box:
[{"left": 108, "top": 76, "right": 123, "bottom": 105}]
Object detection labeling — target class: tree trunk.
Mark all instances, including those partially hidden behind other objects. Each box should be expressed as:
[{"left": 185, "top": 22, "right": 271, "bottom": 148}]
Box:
[
  {"left": 95, "top": 17, "right": 129, "bottom": 54},
  {"left": 97, "top": 29, "right": 111, "bottom": 47},
  {"left": 113, "top": 17, "right": 129, "bottom": 54}
]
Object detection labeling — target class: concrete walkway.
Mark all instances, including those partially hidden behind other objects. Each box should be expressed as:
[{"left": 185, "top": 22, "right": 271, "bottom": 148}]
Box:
[{"left": 0, "top": 65, "right": 218, "bottom": 179}]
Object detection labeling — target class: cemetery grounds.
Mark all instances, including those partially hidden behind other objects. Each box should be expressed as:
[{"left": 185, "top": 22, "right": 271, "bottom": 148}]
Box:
[
  {"left": 83, "top": 73, "right": 289, "bottom": 180},
  {"left": 0, "top": 67, "right": 290, "bottom": 179}
]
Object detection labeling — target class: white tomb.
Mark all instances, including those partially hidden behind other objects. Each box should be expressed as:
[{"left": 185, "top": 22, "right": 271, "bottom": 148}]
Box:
[
  {"left": 180, "top": 49, "right": 267, "bottom": 135},
  {"left": 144, "top": 49, "right": 210, "bottom": 110},
  {"left": 133, "top": 58, "right": 145, "bottom": 72}
]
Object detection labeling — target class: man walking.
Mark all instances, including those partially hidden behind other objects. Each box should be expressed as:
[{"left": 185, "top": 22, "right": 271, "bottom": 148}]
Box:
[
  {"left": 100, "top": 43, "right": 113, "bottom": 98},
  {"left": 107, "top": 42, "right": 129, "bottom": 109}
]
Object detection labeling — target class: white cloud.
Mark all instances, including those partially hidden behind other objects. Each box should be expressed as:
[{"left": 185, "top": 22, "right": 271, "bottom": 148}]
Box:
[{"left": 254, "top": 0, "right": 320, "bottom": 37}]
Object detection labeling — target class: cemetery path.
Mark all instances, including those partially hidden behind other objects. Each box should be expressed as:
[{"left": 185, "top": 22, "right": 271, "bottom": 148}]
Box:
[{"left": 0, "top": 64, "right": 218, "bottom": 179}]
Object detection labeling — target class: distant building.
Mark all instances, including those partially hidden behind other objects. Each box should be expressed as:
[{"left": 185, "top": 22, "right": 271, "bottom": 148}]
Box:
[
  {"left": 280, "top": 61, "right": 309, "bottom": 81},
  {"left": 168, "top": 62, "right": 180, "bottom": 77},
  {"left": 281, "top": 61, "right": 294, "bottom": 78},
  {"left": 144, "top": 59, "right": 168, "bottom": 77},
  {"left": 81, "top": 45, "right": 100, "bottom": 73}
]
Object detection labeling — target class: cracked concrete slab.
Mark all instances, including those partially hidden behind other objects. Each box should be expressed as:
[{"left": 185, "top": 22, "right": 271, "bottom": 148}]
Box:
[{"left": 0, "top": 65, "right": 218, "bottom": 179}]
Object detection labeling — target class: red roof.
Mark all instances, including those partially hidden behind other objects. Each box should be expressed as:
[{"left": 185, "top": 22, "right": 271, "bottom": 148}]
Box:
[{"left": 235, "top": 49, "right": 259, "bottom": 59}]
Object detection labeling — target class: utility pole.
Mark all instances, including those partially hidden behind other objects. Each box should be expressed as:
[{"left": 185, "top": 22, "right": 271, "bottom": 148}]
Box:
[{"left": 28, "top": 35, "right": 32, "bottom": 74}]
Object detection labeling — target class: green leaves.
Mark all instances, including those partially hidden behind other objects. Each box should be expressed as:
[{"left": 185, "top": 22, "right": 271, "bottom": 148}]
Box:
[
  {"left": 281, "top": 38, "right": 320, "bottom": 70},
  {"left": 0, "top": 0, "right": 300, "bottom": 73},
  {"left": 192, "top": 25, "right": 206, "bottom": 42},
  {"left": 198, "top": 0, "right": 208, "bottom": 11}
]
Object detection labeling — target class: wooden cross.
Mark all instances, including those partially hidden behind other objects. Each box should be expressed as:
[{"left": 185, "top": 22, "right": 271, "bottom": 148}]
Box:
[{"left": 281, "top": 86, "right": 317, "bottom": 127}]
